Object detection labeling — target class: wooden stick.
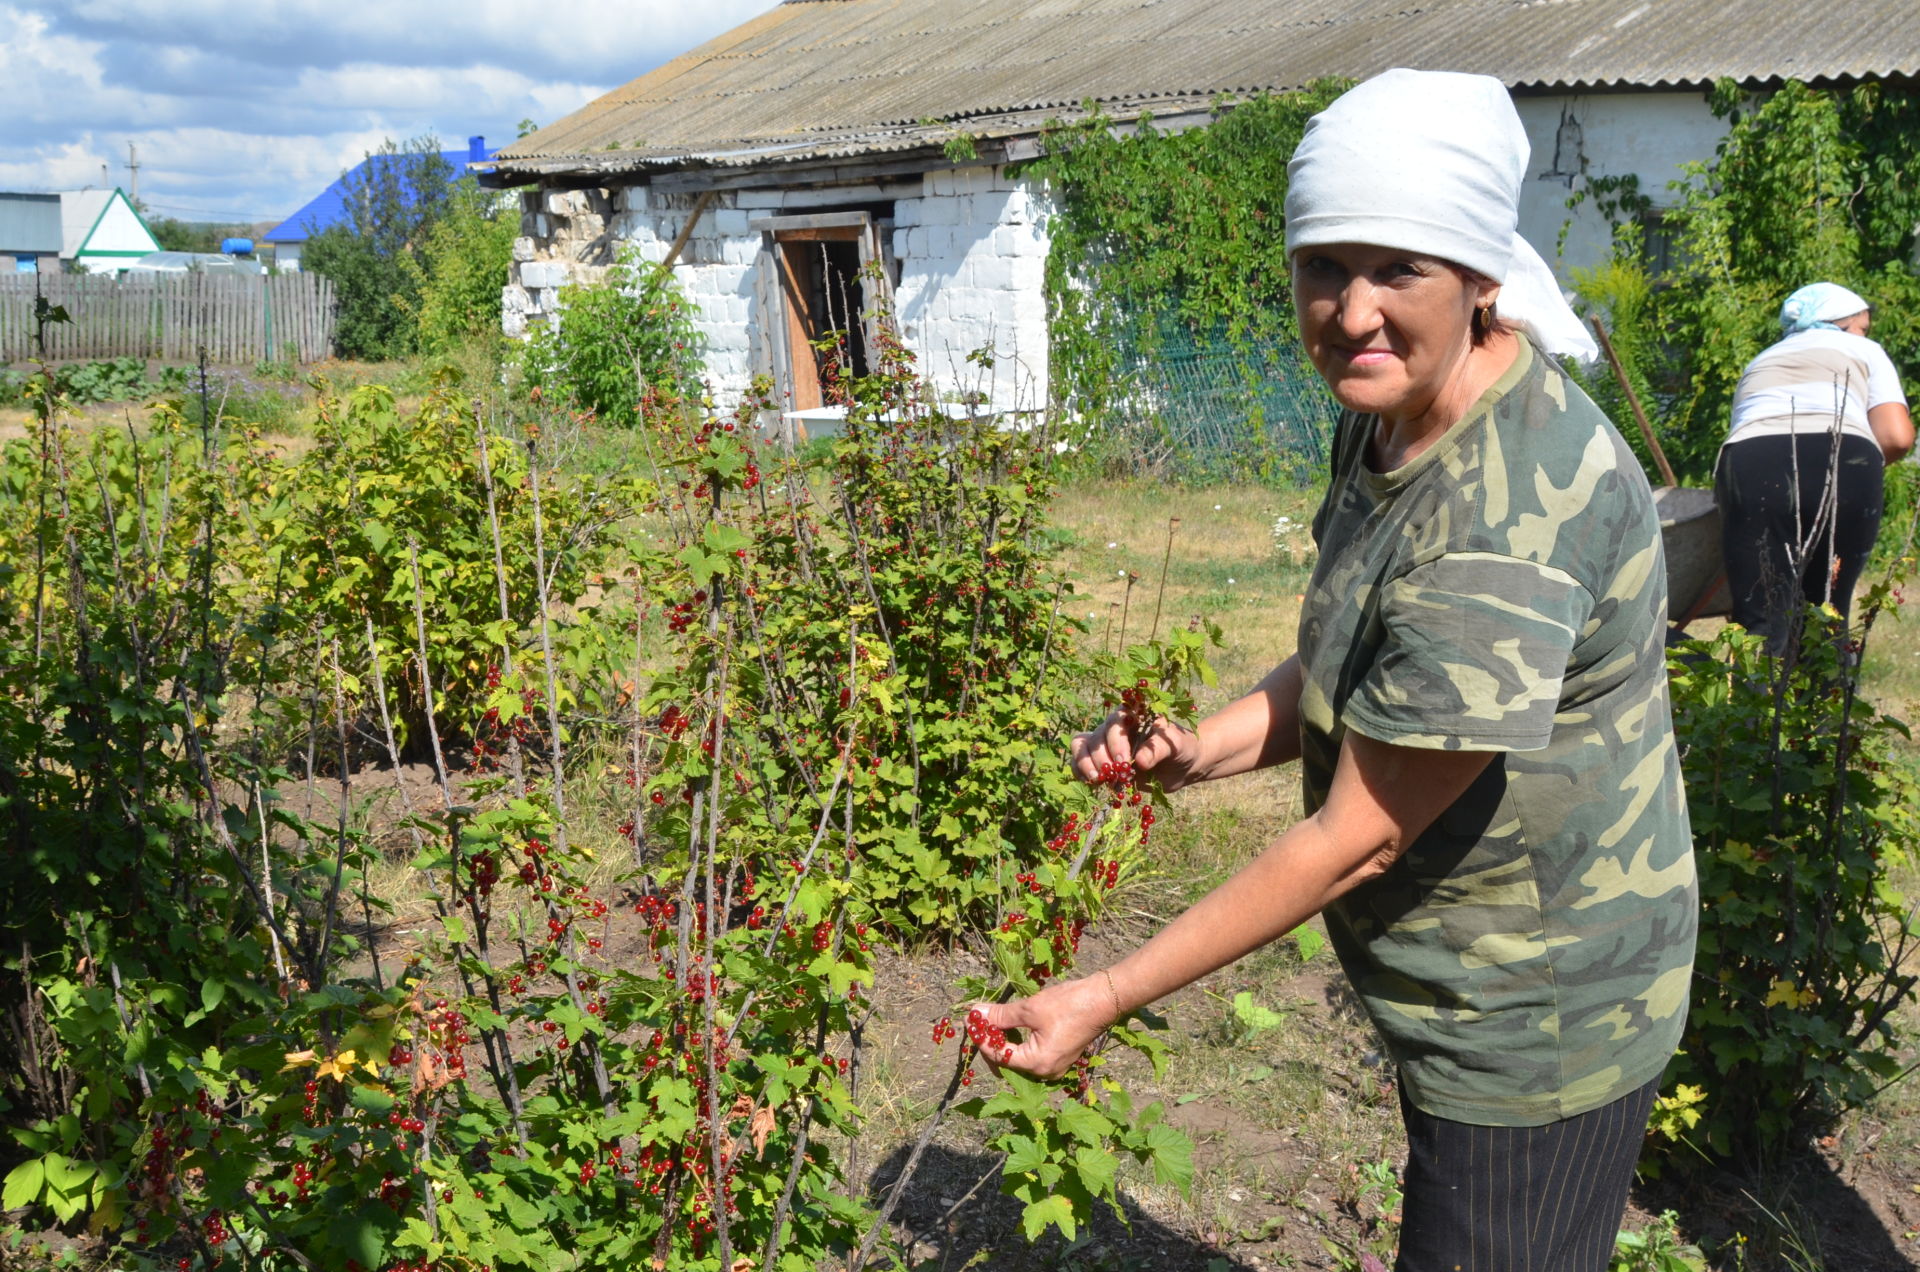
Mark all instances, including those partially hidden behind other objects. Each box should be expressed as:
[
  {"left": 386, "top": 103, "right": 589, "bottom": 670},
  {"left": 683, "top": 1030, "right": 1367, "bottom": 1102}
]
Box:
[
  {"left": 1590, "top": 315, "right": 1677, "bottom": 488},
  {"left": 657, "top": 189, "right": 717, "bottom": 274}
]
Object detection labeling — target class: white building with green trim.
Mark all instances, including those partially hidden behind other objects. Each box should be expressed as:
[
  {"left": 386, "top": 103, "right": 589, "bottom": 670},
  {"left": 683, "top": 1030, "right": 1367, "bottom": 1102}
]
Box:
[{"left": 0, "top": 188, "right": 160, "bottom": 273}]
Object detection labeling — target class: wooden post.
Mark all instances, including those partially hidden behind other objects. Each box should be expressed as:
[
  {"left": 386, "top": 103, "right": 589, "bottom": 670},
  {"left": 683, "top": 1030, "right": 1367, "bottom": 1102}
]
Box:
[{"left": 1590, "top": 315, "right": 1677, "bottom": 488}]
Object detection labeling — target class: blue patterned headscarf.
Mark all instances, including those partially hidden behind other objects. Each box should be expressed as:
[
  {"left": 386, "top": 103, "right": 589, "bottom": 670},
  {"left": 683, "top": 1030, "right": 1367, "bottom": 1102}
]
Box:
[{"left": 1780, "top": 283, "right": 1870, "bottom": 334}]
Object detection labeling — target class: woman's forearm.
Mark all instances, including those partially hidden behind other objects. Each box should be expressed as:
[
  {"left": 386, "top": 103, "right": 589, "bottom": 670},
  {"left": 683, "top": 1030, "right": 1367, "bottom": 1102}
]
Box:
[
  {"left": 986, "top": 729, "right": 1494, "bottom": 1078},
  {"left": 1109, "top": 731, "right": 1493, "bottom": 1015},
  {"left": 1104, "top": 816, "right": 1349, "bottom": 1010},
  {"left": 1192, "top": 655, "right": 1306, "bottom": 782}
]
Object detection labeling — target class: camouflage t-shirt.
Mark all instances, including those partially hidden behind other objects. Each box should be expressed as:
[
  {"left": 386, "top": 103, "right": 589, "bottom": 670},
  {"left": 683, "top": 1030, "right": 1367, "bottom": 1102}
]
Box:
[{"left": 1299, "top": 339, "right": 1697, "bottom": 1127}]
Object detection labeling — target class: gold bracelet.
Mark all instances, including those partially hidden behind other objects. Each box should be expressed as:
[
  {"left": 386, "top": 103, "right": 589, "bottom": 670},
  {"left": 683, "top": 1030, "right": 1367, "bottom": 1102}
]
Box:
[{"left": 1100, "top": 968, "right": 1123, "bottom": 1022}]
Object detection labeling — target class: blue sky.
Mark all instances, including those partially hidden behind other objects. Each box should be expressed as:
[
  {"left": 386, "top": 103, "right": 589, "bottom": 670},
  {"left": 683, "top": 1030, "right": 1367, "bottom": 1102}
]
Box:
[{"left": 4, "top": 0, "right": 778, "bottom": 227}]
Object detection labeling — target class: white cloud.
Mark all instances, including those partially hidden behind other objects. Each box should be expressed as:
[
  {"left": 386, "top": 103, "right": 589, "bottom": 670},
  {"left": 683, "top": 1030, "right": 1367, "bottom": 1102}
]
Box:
[
  {"left": 0, "top": 138, "right": 118, "bottom": 192},
  {"left": 49, "top": 0, "right": 778, "bottom": 83},
  {"left": 8, "top": 0, "right": 778, "bottom": 222}
]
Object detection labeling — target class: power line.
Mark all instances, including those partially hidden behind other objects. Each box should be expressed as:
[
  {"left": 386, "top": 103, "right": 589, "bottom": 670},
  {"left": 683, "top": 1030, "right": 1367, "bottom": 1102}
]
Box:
[{"left": 140, "top": 200, "right": 283, "bottom": 221}]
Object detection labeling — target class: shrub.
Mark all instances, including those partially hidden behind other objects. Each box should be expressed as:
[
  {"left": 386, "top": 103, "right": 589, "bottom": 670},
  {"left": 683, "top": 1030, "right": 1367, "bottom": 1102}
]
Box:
[
  {"left": 1033, "top": 83, "right": 1351, "bottom": 481},
  {"left": 261, "top": 376, "right": 643, "bottom": 747},
  {"left": 0, "top": 316, "right": 1194, "bottom": 1269},
  {"left": 406, "top": 180, "right": 520, "bottom": 359},
  {"left": 517, "top": 247, "right": 704, "bottom": 427},
  {"left": 1663, "top": 607, "right": 1919, "bottom": 1164},
  {"left": 304, "top": 136, "right": 457, "bottom": 361}
]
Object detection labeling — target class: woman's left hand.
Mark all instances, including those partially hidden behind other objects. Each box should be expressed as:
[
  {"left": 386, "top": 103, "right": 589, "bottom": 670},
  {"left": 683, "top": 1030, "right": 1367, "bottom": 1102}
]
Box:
[{"left": 969, "top": 975, "right": 1117, "bottom": 1079}]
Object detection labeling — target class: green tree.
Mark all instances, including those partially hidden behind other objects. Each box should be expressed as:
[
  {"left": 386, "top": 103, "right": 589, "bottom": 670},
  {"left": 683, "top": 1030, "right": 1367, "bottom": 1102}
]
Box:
[
  {"left": 148, "top": 217, "right": 253, "bottom": 254},
  {"left": 304, "top": 136, "right": 456, "bottom": 360},
  {"left": 405, "top": 180, "right": 519, "bottom": 357}
]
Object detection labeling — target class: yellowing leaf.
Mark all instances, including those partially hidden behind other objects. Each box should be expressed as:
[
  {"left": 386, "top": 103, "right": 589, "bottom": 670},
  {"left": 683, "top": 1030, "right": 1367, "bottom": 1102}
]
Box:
[
  {"left": 1763, "top": 979, "right": 1815, "bottom": 1009},
  {"left": 315, "top": 1048, "right": 369, "bottom": 1081}
]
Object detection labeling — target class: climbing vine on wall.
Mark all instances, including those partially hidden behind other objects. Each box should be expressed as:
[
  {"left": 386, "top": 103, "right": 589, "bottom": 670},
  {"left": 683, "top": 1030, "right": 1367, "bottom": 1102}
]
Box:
[
  {"left": 1569, "top": 78, "right": 1920, "bottom": 484},
  {"left": 1028, "top": 84, "right": 1351, "bottom": 480}
]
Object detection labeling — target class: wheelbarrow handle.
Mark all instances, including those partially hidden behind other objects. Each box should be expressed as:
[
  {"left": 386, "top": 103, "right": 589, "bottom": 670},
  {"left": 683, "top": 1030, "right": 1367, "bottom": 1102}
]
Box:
[{"left": 1590, "top": 316, "right": 1678, "bottom": 489}]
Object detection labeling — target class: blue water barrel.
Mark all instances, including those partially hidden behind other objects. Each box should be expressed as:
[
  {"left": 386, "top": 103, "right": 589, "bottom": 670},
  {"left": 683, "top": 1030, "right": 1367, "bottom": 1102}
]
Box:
[{"left": 221, "top": 237, "right": 255, "bottom": 255}]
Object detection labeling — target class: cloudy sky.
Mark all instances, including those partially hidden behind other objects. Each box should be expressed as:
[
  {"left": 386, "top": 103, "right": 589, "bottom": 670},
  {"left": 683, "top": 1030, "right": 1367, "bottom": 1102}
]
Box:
[{"left": 4, "top": 0, "right": 778, "bottom": 229}]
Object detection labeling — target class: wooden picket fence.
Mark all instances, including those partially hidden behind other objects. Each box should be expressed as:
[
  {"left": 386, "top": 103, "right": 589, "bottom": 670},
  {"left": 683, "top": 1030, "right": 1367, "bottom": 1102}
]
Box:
[{"left": 0, "top": 272, "right": 336, "bottom": 364}]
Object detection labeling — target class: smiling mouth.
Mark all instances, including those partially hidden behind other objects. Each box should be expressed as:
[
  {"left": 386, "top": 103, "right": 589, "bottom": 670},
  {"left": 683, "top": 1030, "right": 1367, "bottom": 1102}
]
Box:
[{"left": 1335, "top": 346, "right": 1395, "bottom": 367}]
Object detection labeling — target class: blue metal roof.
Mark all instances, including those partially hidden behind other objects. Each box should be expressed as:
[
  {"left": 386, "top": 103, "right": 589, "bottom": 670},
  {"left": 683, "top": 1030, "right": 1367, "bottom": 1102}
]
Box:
[
  {"left": 0, "top": 193, "right": 64, "bottom": 255},
  {"left": 264, "top": 136, "right": 495, "bottom": 244}
]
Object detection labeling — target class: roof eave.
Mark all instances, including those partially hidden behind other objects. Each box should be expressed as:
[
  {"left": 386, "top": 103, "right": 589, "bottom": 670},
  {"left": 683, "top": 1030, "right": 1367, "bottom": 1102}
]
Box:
[{"left": 480, "top": 94, "right": 1227, "bottom": 187}]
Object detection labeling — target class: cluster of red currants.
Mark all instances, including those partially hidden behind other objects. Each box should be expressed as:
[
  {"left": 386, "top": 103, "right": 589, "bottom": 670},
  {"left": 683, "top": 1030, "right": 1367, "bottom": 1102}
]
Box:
[
  {"left": 301, "top": 1077, "right": 323, "bottom": 1125},
  {"left": 423, "top": 1001, "right": 471, "bottom": 1083},
  {"left": 465, "top": 847, "right": 499, "bottom": 901},
  {"left": 134, "top": 1121, "right": 178, "bottom": 1207},
  {"left": 964, "top": 1007, "right": 1015, "bottom": 1066},
  {"left": 665, "top": 593, "right": 707, "bottom": 635},
  {"left": 1117, "top": 678, "right": 1155, "bottom": 730},
  {"left": 471, "top": 665, "right": 538, "bottom": 772},
  {"left": 386, "top": 1108, "right": 427, "bottom": 1151}
]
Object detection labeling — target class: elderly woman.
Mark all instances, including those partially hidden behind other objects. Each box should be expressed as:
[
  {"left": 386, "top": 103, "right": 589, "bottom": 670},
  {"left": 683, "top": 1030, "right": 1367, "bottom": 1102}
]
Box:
[
  {"left": 977, "top": 70, "right": 1697, "bottom": 1271},
  {"left": 1716, "top": 282, "right": 1914, "bottom": 653}
]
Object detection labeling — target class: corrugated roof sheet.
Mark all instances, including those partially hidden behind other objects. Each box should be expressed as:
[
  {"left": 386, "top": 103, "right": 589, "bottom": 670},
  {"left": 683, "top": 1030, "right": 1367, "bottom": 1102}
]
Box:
[
  {"left": 492, "top": 0, "right": 1920, "bottom": 180},
  {"left": 0, "top": 193, "right": 64, "bottom": 256}
]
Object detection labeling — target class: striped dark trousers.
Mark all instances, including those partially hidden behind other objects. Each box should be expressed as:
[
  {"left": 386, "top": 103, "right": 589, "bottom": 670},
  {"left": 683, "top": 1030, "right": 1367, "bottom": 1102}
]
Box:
[{"left": 1395, "top": 1077, "right": 1659, "bottom": 1272}]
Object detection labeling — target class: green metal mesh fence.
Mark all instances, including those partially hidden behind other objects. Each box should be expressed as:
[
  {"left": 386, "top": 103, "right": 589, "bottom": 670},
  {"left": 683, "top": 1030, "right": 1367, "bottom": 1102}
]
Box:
[{"left": 1115, "top": 316, "right": 1340, "bottom": 483}]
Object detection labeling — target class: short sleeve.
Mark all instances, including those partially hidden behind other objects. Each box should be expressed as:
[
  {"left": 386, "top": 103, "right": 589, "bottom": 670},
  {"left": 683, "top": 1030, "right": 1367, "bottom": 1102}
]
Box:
[
  {"left": 1343, "top": 552, "right": 1593, "bottom": 751},
  {"left": 1863, "top": 339, "right": 1907, "bottom": 410}
]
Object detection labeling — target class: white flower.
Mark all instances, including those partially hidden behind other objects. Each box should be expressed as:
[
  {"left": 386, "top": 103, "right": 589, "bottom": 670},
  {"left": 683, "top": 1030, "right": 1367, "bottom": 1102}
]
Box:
[
  {"left": 1213, "top": 504, "right": 1222, "bottom": 511},
  {"left": 1106, "top": 541, "right": 1118, "bottom": 548},
  {"left": 1117, "top": 569, "right": 1127, "bottom": 577},
  {"left": 1227, "top": 577, "right": 1237, "bottom": 584}
]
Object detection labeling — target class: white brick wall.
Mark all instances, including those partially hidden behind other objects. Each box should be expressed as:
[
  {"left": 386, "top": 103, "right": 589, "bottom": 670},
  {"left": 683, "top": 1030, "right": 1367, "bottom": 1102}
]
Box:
[{"left": 893, "top": 164, "right": 1054, "bottom": 410}]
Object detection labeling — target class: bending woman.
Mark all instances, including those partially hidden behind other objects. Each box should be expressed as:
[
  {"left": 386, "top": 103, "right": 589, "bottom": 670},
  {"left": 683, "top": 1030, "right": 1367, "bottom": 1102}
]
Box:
[
  {"left": 975, "top": 70, "right": 1697, "bottom": 1272},
  {"left": 1715, "top": 282, "right": 1914, "bottom": 652}
]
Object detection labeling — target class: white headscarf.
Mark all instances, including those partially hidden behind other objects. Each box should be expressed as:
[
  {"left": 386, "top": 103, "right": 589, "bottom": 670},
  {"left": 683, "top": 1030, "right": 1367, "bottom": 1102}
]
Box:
[
  {"left": 1285, "top": 68, "right": 1599, "bottom": 363},
  {"left": 1780, "top": 282, "right": 1870, "bottom": 334}
]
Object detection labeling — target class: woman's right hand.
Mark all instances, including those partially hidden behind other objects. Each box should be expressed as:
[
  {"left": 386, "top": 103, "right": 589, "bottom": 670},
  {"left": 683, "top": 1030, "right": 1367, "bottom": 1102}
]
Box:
[{"left": 1070, "top": 710, "right": 1204, "bottom": 791}]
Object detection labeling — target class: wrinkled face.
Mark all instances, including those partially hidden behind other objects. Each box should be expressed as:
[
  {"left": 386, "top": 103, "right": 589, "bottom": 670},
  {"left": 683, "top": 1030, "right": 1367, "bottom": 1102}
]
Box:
[{"left": 1291, "top": 243, "right": 1498, "bottom": 420}]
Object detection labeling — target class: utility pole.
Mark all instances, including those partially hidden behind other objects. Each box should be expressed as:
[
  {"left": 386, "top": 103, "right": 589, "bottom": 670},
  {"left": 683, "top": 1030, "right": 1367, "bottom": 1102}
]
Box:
[{"left": 125, "top": 142, "right": 139, "bottom": 201}]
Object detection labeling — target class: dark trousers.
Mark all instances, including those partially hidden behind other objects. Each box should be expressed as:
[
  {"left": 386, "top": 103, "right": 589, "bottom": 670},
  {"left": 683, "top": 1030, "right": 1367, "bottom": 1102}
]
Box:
[
  {"left": 1715, "top": 432, "right": 1884, "bottom": 652},
  {"left": 1395, "top": 1078, "right": 1659, "bottom": 1272}
]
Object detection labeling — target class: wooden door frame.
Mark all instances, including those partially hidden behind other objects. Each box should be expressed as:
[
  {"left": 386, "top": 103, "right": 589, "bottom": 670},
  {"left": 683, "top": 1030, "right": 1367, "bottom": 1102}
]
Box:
[{"left": 753, "top": 211, "right": 897, "bottom": 412}]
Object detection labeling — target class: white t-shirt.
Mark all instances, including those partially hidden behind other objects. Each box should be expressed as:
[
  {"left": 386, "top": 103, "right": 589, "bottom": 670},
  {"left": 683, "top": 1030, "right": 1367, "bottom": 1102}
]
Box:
[{"left": 1725, "top": 327, "right": 1907, "bottom": 447}]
